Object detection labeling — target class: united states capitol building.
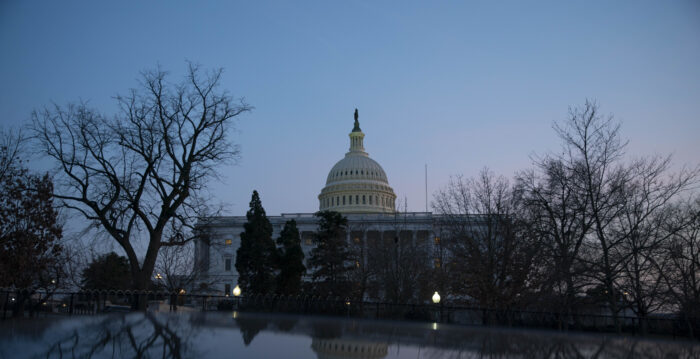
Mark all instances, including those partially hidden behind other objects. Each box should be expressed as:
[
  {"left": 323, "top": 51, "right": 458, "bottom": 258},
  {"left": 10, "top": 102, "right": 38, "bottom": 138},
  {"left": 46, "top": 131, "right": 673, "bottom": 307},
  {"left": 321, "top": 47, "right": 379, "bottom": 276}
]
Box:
[{"left": 194, "top": 110, "right": 443, "bottom": 295}]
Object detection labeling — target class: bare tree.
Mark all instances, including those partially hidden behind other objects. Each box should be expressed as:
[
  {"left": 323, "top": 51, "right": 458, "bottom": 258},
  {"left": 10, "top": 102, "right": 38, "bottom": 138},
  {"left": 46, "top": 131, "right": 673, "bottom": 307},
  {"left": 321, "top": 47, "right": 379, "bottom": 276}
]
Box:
[
  {"left": 345, "top": 219, "right": 371, "bottom": 300},
  {"left": 659, "top": 197, "right": 700, "bottom": 335},
  {"left": 517, "top": 157, "right": 594, "bottom": 320},
  {"left": 154, "top": 242, "right": 207, "bottom": 293},
  {"left": 433, "top": 168, "right": 540, "bottom": 314},
  {"left": 364, "top": 198, "right": 431, "bottom": 303},
  {"left": 31, "top": 64, "right": 251, "bottom": 293},
  {"left": 614, "top": 156, "right": 698, "bottom": 327},
  {"left": 554, "top": 100, "right": 697, "bottom": 329},
  {"left": 553, "top": 101, "right": 632, "bottom": 328},
  {"left": 0, "top": 127, "right": 24, "bottom": 182}
]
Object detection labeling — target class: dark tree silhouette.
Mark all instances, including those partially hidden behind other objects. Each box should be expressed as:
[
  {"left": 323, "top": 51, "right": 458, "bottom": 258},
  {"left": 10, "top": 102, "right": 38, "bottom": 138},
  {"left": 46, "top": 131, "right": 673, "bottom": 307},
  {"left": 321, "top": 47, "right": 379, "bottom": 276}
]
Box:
[
  {"left": 32, "top": 63, "right": 251, "bottom": 292},
  {"left": 81, "top": 252, "right": 132, "bottom": 290},
  {"left": 433, "top": 168, "right": 540, "bottom": 313},
  {"left": 235, "top": 190, "right": 277, "bottom": 294},
  {"left": 0, "top": 141, "right": 63, "bottom": 316},
  {"left": 275, "top": 219, "right": 305, "bottom": 295},
  {"left": 155, "top": 242, "right": 208, "bottom": 293},
  {"left": 660, "top": 197, "right": 700, "bottom": 336},
  {"left": 517, "top": 157, "right": 594, "bottom": 319},
  {"left": 365, "top": 200, "right": 432, "bottom": 304},
  {"left": 308, "top": 210, "right": 351, "bottom": 297},
  {"left": 550, "top": 101, "right": 697, "bottom": 330}
]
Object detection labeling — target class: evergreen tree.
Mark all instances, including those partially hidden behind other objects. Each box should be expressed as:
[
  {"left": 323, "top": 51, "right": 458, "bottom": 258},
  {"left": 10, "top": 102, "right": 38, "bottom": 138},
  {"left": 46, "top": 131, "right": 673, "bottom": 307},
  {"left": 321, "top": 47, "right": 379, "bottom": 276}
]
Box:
[
  {"left": 309, "top": 211, "right": 351, "bottom": 297},
  {"left": 235, "top": 190, "right": 276, "bottom": 294},
  {"left": 81, "top": 252, "right": 132, "bottom": 290},
  {"left": 276, "top": 219, "right": 305, "bottom": 295}
]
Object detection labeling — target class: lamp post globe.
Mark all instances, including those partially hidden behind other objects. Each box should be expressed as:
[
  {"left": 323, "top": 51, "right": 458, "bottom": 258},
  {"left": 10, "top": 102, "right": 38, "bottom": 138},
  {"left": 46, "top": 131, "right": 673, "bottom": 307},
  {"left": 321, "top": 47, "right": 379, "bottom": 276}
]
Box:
[
  {"left": 432, "top": 291, "right": 441, "bottom": 304},
  {"left": 233, "top": 285, "right": 241, "bottom": 297}
]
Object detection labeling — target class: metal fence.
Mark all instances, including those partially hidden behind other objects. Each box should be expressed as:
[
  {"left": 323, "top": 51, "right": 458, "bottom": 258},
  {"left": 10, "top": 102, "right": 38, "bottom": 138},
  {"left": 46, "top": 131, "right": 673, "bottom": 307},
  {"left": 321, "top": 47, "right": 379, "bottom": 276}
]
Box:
[{"left": 1, "top": 289, "right": 698, "bottom": 339}]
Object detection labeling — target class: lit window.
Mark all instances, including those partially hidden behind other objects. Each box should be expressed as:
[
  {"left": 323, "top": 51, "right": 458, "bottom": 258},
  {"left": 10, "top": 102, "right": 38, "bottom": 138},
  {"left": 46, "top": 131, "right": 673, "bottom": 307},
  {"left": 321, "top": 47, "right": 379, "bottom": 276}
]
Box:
[
  {"left": 434, "top": 237, "right": 440, "bottom": 245},
  {"left": 355, "top": 261, "right": 360, "bottom": 268},
  {"left": 354, "top": 237, "right": 360, "bottom": 243},
  {"left": 305, "top": 238, "right": 312, "bottom": 246},
  {"left": 434, "top": 258, "right": 441, "bottom": 268},
  {"left": 225, "top": 239, "right": 232, "bottom": 245}
]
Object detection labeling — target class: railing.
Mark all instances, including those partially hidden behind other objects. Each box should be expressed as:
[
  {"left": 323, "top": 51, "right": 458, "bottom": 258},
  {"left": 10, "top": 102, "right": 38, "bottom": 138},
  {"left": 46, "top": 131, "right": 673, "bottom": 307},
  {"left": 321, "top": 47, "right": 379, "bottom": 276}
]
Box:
[{"left": 1, "top": 289, "right": 698, "bottom": 339}]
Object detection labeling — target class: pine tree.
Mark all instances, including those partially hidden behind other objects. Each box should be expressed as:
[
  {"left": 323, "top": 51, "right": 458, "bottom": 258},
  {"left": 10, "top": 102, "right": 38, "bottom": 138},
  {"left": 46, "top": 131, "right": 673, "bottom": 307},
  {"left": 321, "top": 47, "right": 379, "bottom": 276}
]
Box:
[
  {"left": 276, "top": 219, "right": 305, "bottom": 295},
  {"left": 235, "top": 191, "right": 277, "bottom": 294},
  {"left": 308, "top": 211, "right": 351, "bottom": 297}
]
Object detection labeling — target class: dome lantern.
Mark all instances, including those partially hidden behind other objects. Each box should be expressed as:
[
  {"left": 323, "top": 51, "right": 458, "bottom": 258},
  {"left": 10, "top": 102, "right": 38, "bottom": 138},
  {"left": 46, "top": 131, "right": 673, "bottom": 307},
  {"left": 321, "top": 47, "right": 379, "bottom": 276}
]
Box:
[{"left": 349, "top": 108, "right": 366, "bottom": 154}]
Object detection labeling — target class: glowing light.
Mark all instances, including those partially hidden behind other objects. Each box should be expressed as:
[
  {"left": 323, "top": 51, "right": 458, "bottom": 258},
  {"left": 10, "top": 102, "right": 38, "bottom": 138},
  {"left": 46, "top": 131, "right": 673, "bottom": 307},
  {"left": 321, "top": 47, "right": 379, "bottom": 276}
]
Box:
[
  {"left": 233, "top": 285, "right": 241, "bottom": 297},
  {"left": 432, "top": 322, "right": 438, "bottom": 330},
  {"left": 432, "top": 291, "right": 441, "bottom": 304}
]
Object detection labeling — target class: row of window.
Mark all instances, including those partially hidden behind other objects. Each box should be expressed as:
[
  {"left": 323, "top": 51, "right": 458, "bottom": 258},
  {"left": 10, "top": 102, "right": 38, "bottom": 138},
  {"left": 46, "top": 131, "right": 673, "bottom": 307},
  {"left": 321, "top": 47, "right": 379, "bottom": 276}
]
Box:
[
  {"left": 323, "top": 194, "right": 394, "bottom": 208},
  {"left": 331, "top": 169, "right": 381, "bottom": 178}
]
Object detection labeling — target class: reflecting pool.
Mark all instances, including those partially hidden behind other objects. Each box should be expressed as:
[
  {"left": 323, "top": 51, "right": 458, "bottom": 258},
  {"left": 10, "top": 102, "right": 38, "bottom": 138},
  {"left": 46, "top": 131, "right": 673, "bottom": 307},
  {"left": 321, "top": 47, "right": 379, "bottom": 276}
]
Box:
[{"left": 0, "top": 311, "right": 698, "bottom": 358}]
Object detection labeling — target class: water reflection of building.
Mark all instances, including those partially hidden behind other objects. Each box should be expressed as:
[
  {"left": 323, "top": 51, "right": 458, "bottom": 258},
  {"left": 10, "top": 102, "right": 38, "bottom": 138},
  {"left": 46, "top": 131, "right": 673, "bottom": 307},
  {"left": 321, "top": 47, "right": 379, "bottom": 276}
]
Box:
[
  {"left": 195, "top": 110, "right": 441, "bottom": 294},
  {"left": 311, "top": 338, "right": 388, "bottom": 359}
]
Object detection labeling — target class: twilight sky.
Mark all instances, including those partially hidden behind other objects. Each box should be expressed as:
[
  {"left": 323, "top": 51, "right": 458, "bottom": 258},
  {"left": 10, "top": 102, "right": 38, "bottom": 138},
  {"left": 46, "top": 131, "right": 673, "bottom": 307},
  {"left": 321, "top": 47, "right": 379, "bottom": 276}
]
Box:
[{"left": 1, "top": 1, "right": 699, "bottom": 217}]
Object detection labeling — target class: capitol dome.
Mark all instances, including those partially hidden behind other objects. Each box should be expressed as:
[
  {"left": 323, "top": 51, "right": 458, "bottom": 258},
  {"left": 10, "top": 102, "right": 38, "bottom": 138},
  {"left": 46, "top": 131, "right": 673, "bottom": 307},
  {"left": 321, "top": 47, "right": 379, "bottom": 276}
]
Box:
[{"left": 318, "top": 110, "right": 396, "bottom": 213}]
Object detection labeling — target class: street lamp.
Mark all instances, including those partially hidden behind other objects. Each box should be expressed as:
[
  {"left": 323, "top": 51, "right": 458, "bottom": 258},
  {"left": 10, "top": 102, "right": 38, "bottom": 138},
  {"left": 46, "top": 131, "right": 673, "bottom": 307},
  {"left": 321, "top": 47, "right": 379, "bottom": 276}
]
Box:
[
  {"left": 155, "top": 273, "right": 163, "bottom": 280},
  {"left": 432, "top": 291, "right": 442, "bottom": 323},
  {"left": 432, "top": 291, "right": 441, "bottom": 304},
  {"left": 233, "top": 285, "right": 241, "bottom": 297}
]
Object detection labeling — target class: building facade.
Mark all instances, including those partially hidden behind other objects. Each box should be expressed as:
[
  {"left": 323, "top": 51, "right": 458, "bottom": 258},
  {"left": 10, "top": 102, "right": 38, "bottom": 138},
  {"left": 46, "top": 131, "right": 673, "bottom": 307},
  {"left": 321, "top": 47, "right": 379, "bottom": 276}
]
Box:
[{"left": 194, "top": 110, "right": 442, "bottom": 295}]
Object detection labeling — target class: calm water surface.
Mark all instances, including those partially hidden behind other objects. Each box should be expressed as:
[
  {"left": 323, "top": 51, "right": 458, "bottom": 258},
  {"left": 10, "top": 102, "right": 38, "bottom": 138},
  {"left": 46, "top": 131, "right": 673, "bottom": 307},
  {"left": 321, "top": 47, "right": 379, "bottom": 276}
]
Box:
[{"left": 0, "top": 311, "right": 697, "bottom": 358}]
